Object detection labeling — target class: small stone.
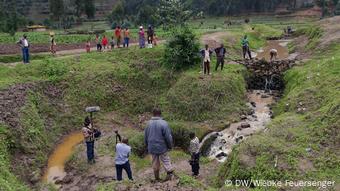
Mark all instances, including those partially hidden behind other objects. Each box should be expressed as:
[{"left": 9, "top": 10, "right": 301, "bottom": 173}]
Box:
[
  {"left": 240, "top": 123, "right": 251, "bottom": 129},
  {"left": 250, "top": 101, "right": 256, "bottom": 107},
  {"left": 305, "top": 148, "right": 312, "bottom": 152},
  {"left": 240, "top": 115, "right": 247, "bottom": 120},
  {"left": 261, "top": 94, "right": 269, "bottom": 98},
  {"left": 29, "top": 171, "right": 40, "bottom": 184},
  {"left": 235, "top": 136, "right": 243, "bottom": 143},
  {"left": 216, "top": 152, "right": 228, "bottom": 158}
]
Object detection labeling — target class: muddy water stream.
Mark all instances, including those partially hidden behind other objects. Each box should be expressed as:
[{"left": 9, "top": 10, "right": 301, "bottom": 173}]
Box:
[{"left": 43, "top": 132, "right": 84, "bottom": 183}]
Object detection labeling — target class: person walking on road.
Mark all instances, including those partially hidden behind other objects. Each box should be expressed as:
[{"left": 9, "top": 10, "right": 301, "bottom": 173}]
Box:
[
  {"left": 123, "top": 27, "right": 130, "bottom": 48},
  {"left": 17, "top": 34, "right": 30, "bottom": 64},
  {"left": 144, "top": 108, "right": 174, "bottom": 181},
  {"left": 241, "top": 35, "right": 252, "bottom": 59},
  {"left": 188, "top": 132, "right": 200, "bottom": 177},
  {"left": 50, "top": 33, "right": 56, "bottom": 55},
  {"left": 200, "top": 44, "right": 213, "bottom": 75},
  {"left": 102, "top": 35, "right": 108, "bottom": 49},
  {"left": 147, "top": 25, "right": 154, "bottom": 46},
  {"left": 214, "top": 43, "right": 226, "bottom": 71},
  {"left": 115, "top": 26, "right": 122, "bottom": 48},
  {"left": 139, "top": 26, "right": 145, "bottom": 48},
  {"left": 96, "top": 34, "right": 102, "bottom": 52},
  {"left": 82, "top": 116, "right": 96, "bottom": 164},
  {"left": 115, "top": 138, "right": 133, "bottom": 181}
]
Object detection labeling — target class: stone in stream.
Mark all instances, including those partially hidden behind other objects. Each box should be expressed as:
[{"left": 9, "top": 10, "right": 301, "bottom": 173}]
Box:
[
  {"left": 216, "top": 152, "right": 228, "bottom": 158},
  {"left": 235, "top": 136, "right": 243, "bottom": 143},
  {"left": 240, "top": 115, "right": 247, "bottom": 120},
  {"left": 240, "top": 123, "right": 251, "bottom": 129},
  {"left": 250, "top": 101, "right": 256, "bottom": 107},
  {"left": 261, "top": 94, "right": 269, "bottom": 98},
  {"left": 247, "top": 109, "right": 255, "bottom": 115}
]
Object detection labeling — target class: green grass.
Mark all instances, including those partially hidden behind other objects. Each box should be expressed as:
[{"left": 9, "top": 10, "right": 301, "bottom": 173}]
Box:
[{"left": 217, "top": 42, "right": 340, "bottom": 190}]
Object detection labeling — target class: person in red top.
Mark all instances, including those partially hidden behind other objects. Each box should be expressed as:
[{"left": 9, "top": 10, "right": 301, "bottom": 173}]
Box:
[
  {"left": 115, "top": 26, "right": 122, "bottom": 48},
  {"left": 102, "top": 35, "right": 108, "bottom": 49}
]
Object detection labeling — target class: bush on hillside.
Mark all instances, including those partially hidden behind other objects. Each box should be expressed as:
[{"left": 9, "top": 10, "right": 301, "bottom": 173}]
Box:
[
  {"left": 163, "top": 27, "right": 200, "bottom": 71},
  {"left": 129, "top": 132, "right": 146, "bottom": 157}
]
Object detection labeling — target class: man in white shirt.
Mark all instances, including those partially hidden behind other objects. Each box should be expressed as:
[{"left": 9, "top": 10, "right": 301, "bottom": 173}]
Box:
[
  {"left": 200, "top": 44, "right": 213, "bottom": 75},
  {"left": 17, "top": 34, "right": 30, "bottom": 64},
  {"left": 189, "top": 132, "right": 200, "bottom": 177},
  {"left": 115, "top": 138, "right": 133, "bottom": 181}
]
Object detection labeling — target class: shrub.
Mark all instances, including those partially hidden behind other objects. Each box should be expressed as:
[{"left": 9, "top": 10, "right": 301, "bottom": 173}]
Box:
[
  {"left": 129, "top": 132, "right": 146, "bottom": 157},
  {"left": 163, "top": 27, "right": 200, "bottom": 71}
]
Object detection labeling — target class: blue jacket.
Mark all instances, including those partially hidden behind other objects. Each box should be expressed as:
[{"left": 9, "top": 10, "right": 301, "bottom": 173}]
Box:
[{"left": 144, "top": 117, "right": 173, "bottom": 155}]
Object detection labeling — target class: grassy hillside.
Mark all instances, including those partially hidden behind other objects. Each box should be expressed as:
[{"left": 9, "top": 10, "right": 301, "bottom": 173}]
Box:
[
  {"left": 0, "top": 42, "right": 248, "bottom": 190},
  {"left": 217, "top": 33, "right": 340, "bottom": 190}
]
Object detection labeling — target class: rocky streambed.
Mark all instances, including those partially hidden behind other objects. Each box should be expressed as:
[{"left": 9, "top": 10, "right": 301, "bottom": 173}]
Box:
[{"left": 200, "top": 90, "right": 278, "bottom": 162}]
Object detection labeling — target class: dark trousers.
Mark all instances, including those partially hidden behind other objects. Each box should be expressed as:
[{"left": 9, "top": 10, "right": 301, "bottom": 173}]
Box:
[
  {"left": 204, "top": 61, "right": 210, "bottom": 74},
  {"left": 97, "top": 44, "right": 102, "bottom": 51},
  {"left": 22, "top": 47, "right": 29, "bottom": 63},
  {"left": 190, "top": 153, "right": 200, "bottom": 176},
  {"left": 116, "top": 161, "right": 133, "bottom": 181},
  {"left": 86, "top": 141, "right": 94, "bottom": 162},
  {"left": 242, "top": 46, "right": 252, "bottom": 59},
  {"left": 216, "top": 57, "right": 224, "bottom": 71},
  {"left": 123, "top": 37, "right": 130, "bottom": 47},
  {"left": 147, "top": 36, "right": 153, "bottom": 44}
]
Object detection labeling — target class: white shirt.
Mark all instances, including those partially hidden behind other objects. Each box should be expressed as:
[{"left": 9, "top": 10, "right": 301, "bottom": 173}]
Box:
[
  {"left": 23, "top": 39, "right": 29, "bottom": 47},
  {"left": 270, "top": 49, "right": 277, "bottom": 53},
  {"left": 204, "top": 49, "right": 210, "bottom": 62},
  {"left": 189, "top": 137, "right": 200, "bottom": 154},
  {"left": 115, "top": 143, "right": 131, "bottom": 165}
]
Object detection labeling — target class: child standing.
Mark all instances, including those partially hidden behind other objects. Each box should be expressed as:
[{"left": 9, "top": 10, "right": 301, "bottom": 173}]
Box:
[
  {"left": 110, "top": 36, "right": 115, "bottom": 50},
  {"left": 189, "top": 132, "right": 200, "bottom": 177},
  {"left": 102, "top": 35, "right": 108, "bottom": 49},
  {"left": 85, "top": 40, "right": 91, "bottom": 53},
  {"left": 115, "top": 138, "right": 133, "bottom": 181}
]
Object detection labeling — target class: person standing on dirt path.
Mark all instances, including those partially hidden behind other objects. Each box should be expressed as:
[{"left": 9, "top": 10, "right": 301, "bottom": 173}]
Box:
[
  {"left": 189, "top": 132, "right": 200, "bottom": 177},
  {"left": 17, "top": 34, "right": 30, "bottom": 64},
  {"left": 139, "top": 26, "right": 145, "bottom": 48},
  {"left": 147, "top": 25, "right": 154, "bottom": 46},
  {"left": 214, "top": 43, "right": 226, "bottom": 71},
  {"left": 85, "top": 40, "right": 91, "bottom": 53},
  {"left": 50, "top": 34, "right": 56, "bottom": 55},
  {"left": 82, "top": 116, "right": 96, "bottom": 164},
  {"left": 102, "top": 35, "right": 108, "bottom": 49},
  {"left": 115, "top": 138, "right": 133, "bottom": 181},
  {"left": 95, "top": 34, "right": 102, "bottom": 52},
  {"left": 123, "top": 27, "right": 130, "bottom": 48},
  {"left": 241, "top": 35, "right": 252, "bottom": 59},
  {"left": 115, "top": 26, "right": 122, "bottom": 48},
  {"left": 200, "top": 44, "right": 213, "bottom": 75},
  {"left": 144, "top": 108, "right": 174, "bottom": 181}
]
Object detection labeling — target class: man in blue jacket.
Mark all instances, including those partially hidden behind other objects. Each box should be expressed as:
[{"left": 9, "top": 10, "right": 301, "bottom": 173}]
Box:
[{"left": 144, "top": 108, "right": 174, "bottom": 181}]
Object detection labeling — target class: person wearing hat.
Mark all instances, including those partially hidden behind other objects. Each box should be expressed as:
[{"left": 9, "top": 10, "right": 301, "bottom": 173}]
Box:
[
  {"left": 139, "top": 26, "right": 145, "bottom": 48},
  {"left": 50, "top": 32, "right": 56, "bottom": 55},
  {"left": 17, "top": 34, "right": 30, "bottom": 64}
]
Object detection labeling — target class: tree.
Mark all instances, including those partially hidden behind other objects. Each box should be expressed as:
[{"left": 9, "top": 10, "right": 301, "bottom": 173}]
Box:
[
  {"left": 0, "top": 0, "right": 21, "bottom": 36},
  {"left": 157, "top": 0, "right": 192, "bottom": 28},
  {"left": 335, "top": 0, "right": 340, "bottom": 15},
  {"left": 50, "top": 0, "right": 64, "bottom": 21},
  {"left": 75, "top": 0, "right": 84, "bottom": 17},
  {"left": 163, "top": 27, "right": 200, "bottom": 71},
  {"left": 110, "top": 0, "right": 125, "bottom": 25},
  {"left": 84, "top": 0, "right": 95, "bottom": 19}
]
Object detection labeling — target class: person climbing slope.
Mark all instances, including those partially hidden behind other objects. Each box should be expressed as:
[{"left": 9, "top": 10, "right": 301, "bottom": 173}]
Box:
[
  {"left": 189, "top": 132, "right": 200, "bottom": 177},
  {"left": 144, "top": 108, "right": 174, "bottom": 181},
  {"left": 115, "top": 138, "right": 133, "bottom": 181},
  {"left": 241, "top": 35, "right": 252, "bottom": 59}
]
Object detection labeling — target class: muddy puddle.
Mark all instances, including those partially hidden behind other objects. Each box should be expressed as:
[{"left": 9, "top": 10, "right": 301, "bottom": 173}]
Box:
[
  {"left": 201, "top": 90, "right": 277, "bottom": 162},
  {"left": 257, "top": 40, "right": 290, "bottom": 61},
  {"left": 43, "top": 132, "right": 84, "bottom": 183}
]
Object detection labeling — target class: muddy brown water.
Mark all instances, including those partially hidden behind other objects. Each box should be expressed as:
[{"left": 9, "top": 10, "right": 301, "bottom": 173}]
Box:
[
  {"left": 43, "top": 132, "right": 84, "bottom": 183},
  {"left": 257, "top": 40, "right": 290, "bottom": 61}
]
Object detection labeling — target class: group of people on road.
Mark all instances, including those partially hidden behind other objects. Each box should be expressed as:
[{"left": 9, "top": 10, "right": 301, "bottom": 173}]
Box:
[
  {"left": 82, "top": 108, "right": 201, "bottom": 182},
  {"left": 93, "top": 26, "right": 131, "bottom": 52}
]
